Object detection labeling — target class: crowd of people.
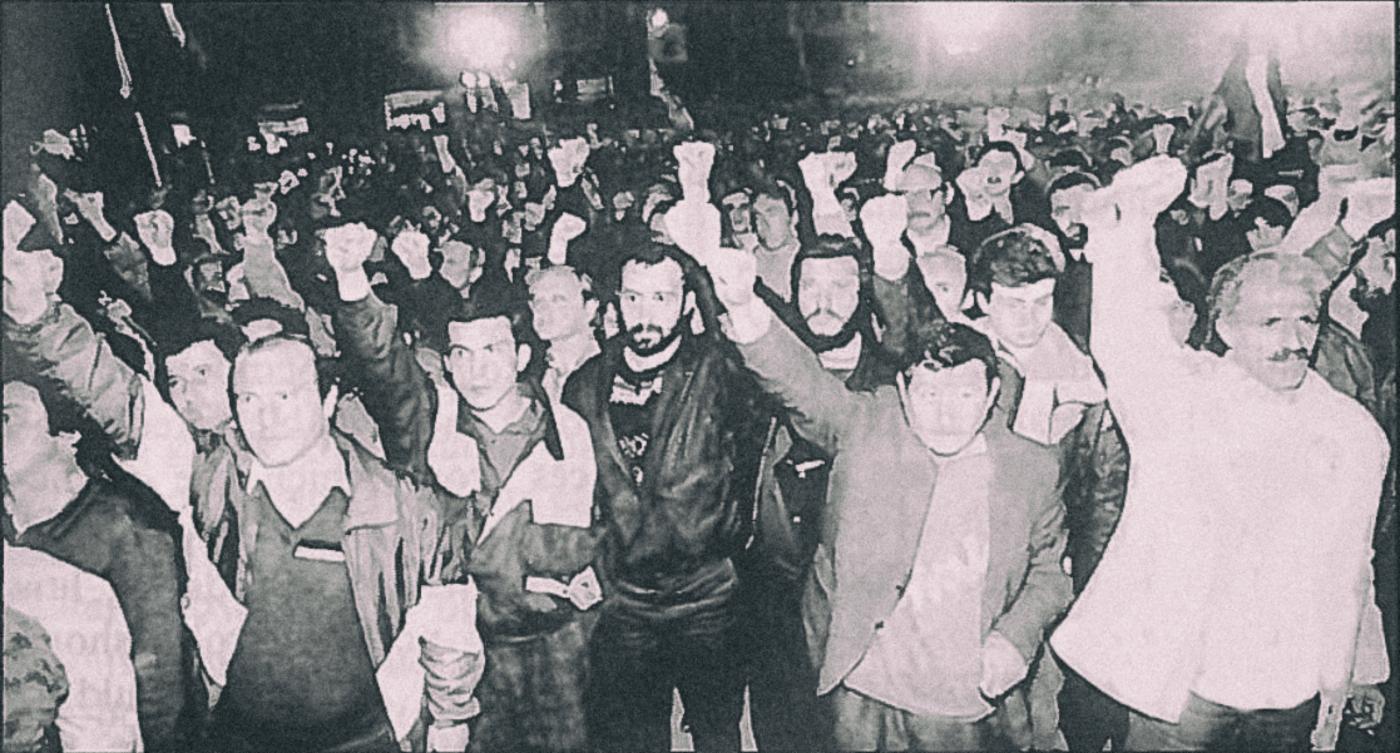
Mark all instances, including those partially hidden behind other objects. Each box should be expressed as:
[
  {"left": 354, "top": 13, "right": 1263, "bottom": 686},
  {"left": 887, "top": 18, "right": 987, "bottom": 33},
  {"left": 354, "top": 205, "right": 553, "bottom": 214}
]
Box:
[{"left": 2, "top": 50, "right": 1396, "bottom": 753}]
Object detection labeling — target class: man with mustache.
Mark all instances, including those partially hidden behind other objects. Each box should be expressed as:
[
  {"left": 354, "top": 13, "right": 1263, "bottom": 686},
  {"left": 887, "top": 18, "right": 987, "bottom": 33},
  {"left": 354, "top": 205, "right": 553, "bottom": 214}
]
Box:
[
  {"left": 562, "top": 235, "right": 765, "bottom": 753},
  {"left": 740, "top": 233, "right": 898, "bottom": 750},
  {"left": 1051, "top": 157, "right": 1390, "bottom": 751}
]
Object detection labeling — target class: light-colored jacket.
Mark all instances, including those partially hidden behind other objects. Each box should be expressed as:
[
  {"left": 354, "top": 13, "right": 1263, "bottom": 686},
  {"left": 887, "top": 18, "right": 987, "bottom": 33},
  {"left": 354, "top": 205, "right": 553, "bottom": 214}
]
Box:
[{"left": 1049, "top": 218, "right": 1390, "bottom": 724}]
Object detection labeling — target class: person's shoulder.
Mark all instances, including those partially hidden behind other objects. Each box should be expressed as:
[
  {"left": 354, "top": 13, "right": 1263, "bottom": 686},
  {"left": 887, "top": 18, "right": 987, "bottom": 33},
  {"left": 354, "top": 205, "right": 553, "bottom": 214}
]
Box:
[
  {"left": 986, "top": 417, "right": 1060, "bottom": 479},
  {"left": 1308, "top": 372, "right": 1386, "bottom": 450}
]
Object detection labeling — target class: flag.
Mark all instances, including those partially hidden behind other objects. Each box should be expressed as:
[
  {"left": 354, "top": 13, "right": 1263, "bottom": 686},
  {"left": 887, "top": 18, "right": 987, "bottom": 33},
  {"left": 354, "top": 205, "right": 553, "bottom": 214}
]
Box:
[{"left": 1197, "top": 39, "right": 1288, "bottom": 162}]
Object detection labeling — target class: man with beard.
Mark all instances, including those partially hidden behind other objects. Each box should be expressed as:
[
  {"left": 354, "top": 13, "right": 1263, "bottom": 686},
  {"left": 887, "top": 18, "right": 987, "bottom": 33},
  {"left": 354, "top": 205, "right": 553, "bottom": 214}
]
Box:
[
  {"left": 563, "top": 237, "right": 764, "bottom": 753},
  {"left": 741, "top": 234, "right": 897, "bottom": 750},
  {"left": 1046, "top": 172, "right": 1100, "bottom": 348}
]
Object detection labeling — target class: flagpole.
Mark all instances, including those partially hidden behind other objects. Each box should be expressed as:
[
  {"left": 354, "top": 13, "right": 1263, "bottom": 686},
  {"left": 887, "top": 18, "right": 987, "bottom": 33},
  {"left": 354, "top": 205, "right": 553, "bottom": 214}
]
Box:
[{"left": 104, "top": 3, "right": 163, "bottom": 188}]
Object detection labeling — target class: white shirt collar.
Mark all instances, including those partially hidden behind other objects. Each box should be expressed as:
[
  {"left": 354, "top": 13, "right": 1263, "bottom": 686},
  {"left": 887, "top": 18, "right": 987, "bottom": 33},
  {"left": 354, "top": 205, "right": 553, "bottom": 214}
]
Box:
[{"left": 245, "top": 433, "right": 351, "bottom": 507}]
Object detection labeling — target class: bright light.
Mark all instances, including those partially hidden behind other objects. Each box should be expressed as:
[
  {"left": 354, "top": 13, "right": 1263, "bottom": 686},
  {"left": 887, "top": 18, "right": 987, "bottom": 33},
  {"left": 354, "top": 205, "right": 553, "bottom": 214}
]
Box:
[
  {"left": 436, "top": 4, "right": 515, "bottom": 71},
  {"left": 917, "top": 2, "right": 1007, "bottom": 56}
]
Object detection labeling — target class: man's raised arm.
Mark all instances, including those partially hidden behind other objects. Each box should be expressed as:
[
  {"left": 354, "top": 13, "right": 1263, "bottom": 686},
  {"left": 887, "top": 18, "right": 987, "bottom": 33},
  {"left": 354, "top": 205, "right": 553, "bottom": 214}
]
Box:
[
  {"left": 5, "top": 222, "right": 147, "bottom": 456},
  {"left": 325, "top": 222, "right": 437, "bottom": 480},
  {"left": 1081, "top": 156, "right": 1193, "bottom": 435}
]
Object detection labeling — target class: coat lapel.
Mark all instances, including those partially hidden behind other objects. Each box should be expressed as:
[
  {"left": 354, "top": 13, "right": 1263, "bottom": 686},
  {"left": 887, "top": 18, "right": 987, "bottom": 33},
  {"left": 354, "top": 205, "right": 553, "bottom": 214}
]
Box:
[{"left": 592, "top": 342, "right": 635, "bottom": 486}]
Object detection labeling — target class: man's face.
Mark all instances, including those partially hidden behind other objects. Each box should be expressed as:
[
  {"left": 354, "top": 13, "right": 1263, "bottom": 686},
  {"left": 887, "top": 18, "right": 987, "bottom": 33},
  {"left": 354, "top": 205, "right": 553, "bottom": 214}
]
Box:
[
  {"left": 529, "top": 270, "right": 595, "bottom": 342},
  {"left": 523, "top": 202, "right": 546, "bottom": 231},
  {"left": 983, "top": 279, "right": 1057, "bottom": 350},
  {"left": 105, "top": 241, "right": 151, "bottom": 295},
  {"left": 1355, "top": 229, "right": 1396, "bottom": 297},
  {"left": 194, "top": 260, "right": 226, "bottom": 296},
  {"left": 444, "top": 317, "right": 522, "bottom": 412},
  {"left": 253, "top": 181, "right": 278, "bottom": 203},
  {"left": 612, "top": 191, "right": 636, "bottom": 220},
  {"left": 618, "top": 258, "right": 686, "bottom": 354},
  {"left": 421, "top": 206, "right": 444, "bottom": 235},
  {"left": 905, "top": 184, "right": 948, "bottom": 229},
  {"left": 916, "top": 250, "right": 968, "bottom": 320},
  {"left": 900, "top": 361, "right": 997, "bottom": 456},
  {"left": 232, "top": 340, "right": 330, "bottom": 467},
  {"left": 1217, "top": 280, "right": 1320, "bottom": 392},
  {"left": 190, "top": 189, "right": 213, "bottom": 217},
  {"left": 3, "top": 382, "right": 78, "bottom": 485},
  {"left": 753, "top": 194, "right": 794, "bottom": 250},
  {"left": 214, "top": 197, "right": 242, "bottom": 231},
  {"left": 467, "top": 181, "right": 496, "bottom": 223},
  {"left": 796, "top": 256, "right": 861, "bottom": 336},
  {"left": 977, "top": 150, "right": 1021, "bottom": 198},
  {"left": 165, "top": 340, "right": 233, "bottom": 432},
  {"left": 1049, "top": 184, "right": 1094, "bottom": 243},
  {"left": 439, "top": 241, "right": 481, "bottom": 292},
  {"left": 1245, "top": 217, "right": 1287, "bottom": 252},
  {"left": 721, "top": 192, "right": 752, "bottom": 234},
  {"left": 1226, "top": 179, "right": 1254, "bottom": 213}
]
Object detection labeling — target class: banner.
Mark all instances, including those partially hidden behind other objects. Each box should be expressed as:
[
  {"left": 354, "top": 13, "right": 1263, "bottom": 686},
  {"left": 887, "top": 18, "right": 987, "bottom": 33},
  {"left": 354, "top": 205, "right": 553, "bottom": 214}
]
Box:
[{"left": 383, "top": 90, "right": 449, "bottom": 132}]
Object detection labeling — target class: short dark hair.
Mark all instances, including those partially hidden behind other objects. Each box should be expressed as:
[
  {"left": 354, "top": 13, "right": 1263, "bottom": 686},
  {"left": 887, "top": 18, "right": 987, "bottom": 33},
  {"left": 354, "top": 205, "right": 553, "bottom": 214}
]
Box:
[
  {"left": 899, "top": 320, "right": 1000, "bottom": 388},
  {"left": 232, "top": 297, "right": 310, "bottom": 338},
  {"left": 752, "top": 179, "right": 796, "bottom": 215},
  {"left": 443, "top": 282, "right": 528, "bottom": 349},
  {"left": 792, "top": 234, "right": 868, "bottom": 296},
  {"left": 976, "top": 141, "right": 1025, "bottom": 173},
  {"left": 614, "top": 240, "right": 691, "bottom": 292},
  {"left": 154, "top": 316, "right": 244, "bottom": 364},
  {"left": 1047, "top": 149, "right": 1092, "bottom": 172},
  {"left": 967, "top": 226, "right": 1061, "bottom": 296},
  {"left": 1046, "top": 171, "right": 1100, "bottom": 199},
  {"left": 1239, "top": 197, "right": 1294, "bottom": 233}
]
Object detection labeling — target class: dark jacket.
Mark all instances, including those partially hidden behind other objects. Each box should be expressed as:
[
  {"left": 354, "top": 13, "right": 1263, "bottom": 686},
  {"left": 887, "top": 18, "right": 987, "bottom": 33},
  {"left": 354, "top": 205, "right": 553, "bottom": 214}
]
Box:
[
  {"left": 11, "top": 473, "right": 206, "bottom": 752},
  {"left": 563, "top": 333, "right": 767, "bottom": 591}
]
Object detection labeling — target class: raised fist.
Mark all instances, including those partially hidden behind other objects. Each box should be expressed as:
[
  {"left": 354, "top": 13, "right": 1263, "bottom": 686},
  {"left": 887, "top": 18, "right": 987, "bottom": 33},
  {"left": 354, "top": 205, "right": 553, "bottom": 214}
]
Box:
[
  {"left": 701, "top": 245, "right": 758, "bottom": 310},
  {"left": 1152, "top": 122, "right": 1175, "bottom": 155},
  {"left": 956, "top": 166, "right": 995, "bottom": 221},
  {"left": 69, "top": 190, "right": 108, "bottom": 228},
  {"left": 1109, "top": 155, "right": 1187, "bottom": 221},
  {"left": 861, "top": 194, "right": 911, "bottom": 279},
  {"left": 134, "top": 209, "right": 176, "bottom": 264},
  {"left": 1342, "top": 178, "right": 1396, "bottom": 240},
  {"left": 884, "top": 140, "right": 918, "bottom": 191},
  {"left": 547, "top": 212, "right": 588, "bottom": 266},
  {"left": 663, "top": 199, "right": 721, "bottom": 264},
  {"left": 322, "top": 222, "right": 378, "bottom": 276},
  {"left": 548, "top": 137, "right": 590, "bottom": 187},
  {"left": 390, "top": 227, "right": 432, "bottom": 278},
  {"left": 674, "top": 141, "right": 716, "bottom": 200},
  {"left": 3, "top": 244, "right": 63, "bottom": 325},
  {"left": 240, "top": 200, "right": 278, "bottom": 238},
  {"left": 827, "top": 152, "right": 858, "bottom": 187}
]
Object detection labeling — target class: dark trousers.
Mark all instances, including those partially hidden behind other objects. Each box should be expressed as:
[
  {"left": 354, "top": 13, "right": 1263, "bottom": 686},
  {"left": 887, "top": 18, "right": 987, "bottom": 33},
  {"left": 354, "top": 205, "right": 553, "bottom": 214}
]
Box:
[
  {"left": 586, "top": 560, "right": 745, "bottom": 753},
  {"left": 737, "top": 573, "right": 832, "bottom": 751},
  {"left": 1058, "top": 664, "right": 1129, "bottom": 752},
  {"left": 469, "top": 620, "right": 590, "bottom": 753},
  {"left": 1124, "top": 692, "right": 1318, "bottom": 751}
]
